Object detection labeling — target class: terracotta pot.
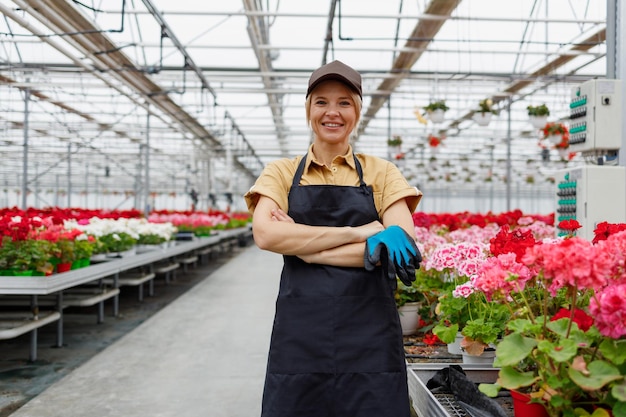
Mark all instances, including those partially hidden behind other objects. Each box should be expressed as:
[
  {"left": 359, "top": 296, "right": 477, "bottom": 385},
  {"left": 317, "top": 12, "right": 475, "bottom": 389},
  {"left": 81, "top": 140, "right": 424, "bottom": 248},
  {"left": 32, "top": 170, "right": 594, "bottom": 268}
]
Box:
[{"left": 510, "top": 389, "right": 548, "bottom": 417}]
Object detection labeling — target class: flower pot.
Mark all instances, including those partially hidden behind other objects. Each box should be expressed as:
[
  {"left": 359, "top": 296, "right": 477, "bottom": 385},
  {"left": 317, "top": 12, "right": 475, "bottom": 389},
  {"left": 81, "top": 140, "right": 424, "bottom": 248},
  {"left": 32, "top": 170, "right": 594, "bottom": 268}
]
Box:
[
  {"left": 461, "top": 349, "right": 496, "bottom": 365},
  {"left": 56, "top": 262, "right": 72, "bottom": 273},
  {"left": 472, "top": 112, "right": 493, "bottom": 126},
  {"left": 397, "top": 302, "right": 421, "bottom": 335},
  {"left": 510, "top": 389, "right": 548, "bottom": 417},
  {"left": 529, "top": 115, "right": 548, "bottom": 129},
  {"left": 428, "top": 109, "right": 445, "bottom": 124},
  {"left": 447, "top": 332, "right": 464, "bottom": 355}
]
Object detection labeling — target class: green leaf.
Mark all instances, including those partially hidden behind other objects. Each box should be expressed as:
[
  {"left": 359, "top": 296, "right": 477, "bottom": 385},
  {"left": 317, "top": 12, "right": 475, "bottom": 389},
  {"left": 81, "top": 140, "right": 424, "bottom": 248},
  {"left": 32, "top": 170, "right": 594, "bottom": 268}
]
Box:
[
  {"left": 613, "top": 401, "right": 626, "bottom": 417},
  {"left": 478, "top": 383, "right": 501, "bottom": 397},
  {"left": 538, "top": 338, "right": 578, "bottom": 362},
  {"left": 568, "top": 360, "right": 622, "bottom": 390},
  {"left": 494, "top": 333, "right": 537, "bottom": 366},
  {"left": 600, "top": 339, "right": 626, "bottom": 366},
  {"left": 495, "top": 365, "right": 539, "bottom": 390},
  {"left": 612, "top": 379, "right": 626, "bottom": 402},
  {"left": 432, "top": 323, "right": 458, "bottom": 344}
]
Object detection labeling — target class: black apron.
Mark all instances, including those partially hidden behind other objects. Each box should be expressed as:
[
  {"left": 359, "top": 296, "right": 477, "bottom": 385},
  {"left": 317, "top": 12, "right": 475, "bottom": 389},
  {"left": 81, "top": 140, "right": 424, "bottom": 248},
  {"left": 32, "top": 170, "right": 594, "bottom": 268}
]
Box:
[{"left": 261, "top": 154, "right": 410, "bottom": 417}]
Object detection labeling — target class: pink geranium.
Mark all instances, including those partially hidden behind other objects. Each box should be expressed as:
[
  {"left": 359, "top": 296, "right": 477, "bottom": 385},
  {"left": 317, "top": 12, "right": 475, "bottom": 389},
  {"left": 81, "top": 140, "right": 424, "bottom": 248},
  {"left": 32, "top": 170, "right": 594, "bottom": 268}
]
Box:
[
  {"left": 472, "top": 252, "right": 532, "bottom": 299},
  {"left": 589, "top": 282, "right": 626, "bottom": 339},
  {"left": 522, "top": 236, "right": 611, "bottom": 296}
]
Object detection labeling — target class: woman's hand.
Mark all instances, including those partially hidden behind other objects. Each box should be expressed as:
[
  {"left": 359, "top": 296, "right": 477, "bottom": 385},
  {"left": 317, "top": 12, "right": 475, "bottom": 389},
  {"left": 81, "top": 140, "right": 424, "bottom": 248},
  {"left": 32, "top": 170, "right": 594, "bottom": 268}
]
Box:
[
  {"left": 352, "top": 221, "right": 385, "bottom": 243},
  {"left": 270, "top": 208, "right": 295, "bottom": 223}
]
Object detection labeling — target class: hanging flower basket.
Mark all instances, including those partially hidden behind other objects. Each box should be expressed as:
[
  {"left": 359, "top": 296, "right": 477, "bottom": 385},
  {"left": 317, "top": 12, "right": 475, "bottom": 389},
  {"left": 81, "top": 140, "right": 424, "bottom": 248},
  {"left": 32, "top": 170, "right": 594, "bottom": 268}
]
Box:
[
  {"left": 424, "top": 100, "right": 449, "bottom": 124},
  {"left": 473, "top": 99, "right": 498, "bottom": 127},
  {"left": 541, "top": 122, "right": 569, "bottom": 148}
]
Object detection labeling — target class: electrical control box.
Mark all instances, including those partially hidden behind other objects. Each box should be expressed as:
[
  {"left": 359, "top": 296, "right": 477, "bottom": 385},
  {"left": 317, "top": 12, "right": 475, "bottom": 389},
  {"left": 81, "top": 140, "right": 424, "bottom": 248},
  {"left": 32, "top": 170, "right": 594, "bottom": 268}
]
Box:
[
  {"left": 555, "top": 165, "right": 626, "bottom": 240},
  {"left": 568, "top": 79, "right": 622, "bottom": 153}
]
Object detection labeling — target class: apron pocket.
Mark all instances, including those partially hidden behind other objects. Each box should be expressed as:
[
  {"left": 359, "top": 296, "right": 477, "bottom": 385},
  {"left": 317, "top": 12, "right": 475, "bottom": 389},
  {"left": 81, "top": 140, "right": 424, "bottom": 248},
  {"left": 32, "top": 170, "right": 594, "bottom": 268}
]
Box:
[
  {"left": 334, "top": 296, "right": 404, "bottom": 373},
  {"left": 268, "top": 297, "right": 334, "bottom": 374}
]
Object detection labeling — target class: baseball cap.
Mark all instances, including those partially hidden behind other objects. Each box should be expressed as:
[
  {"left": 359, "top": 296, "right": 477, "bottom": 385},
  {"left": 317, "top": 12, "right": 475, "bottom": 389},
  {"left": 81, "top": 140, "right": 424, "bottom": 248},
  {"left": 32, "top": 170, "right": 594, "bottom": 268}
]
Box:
[{"left": 306, "top": 60, "right": 362, "bottom": 99}]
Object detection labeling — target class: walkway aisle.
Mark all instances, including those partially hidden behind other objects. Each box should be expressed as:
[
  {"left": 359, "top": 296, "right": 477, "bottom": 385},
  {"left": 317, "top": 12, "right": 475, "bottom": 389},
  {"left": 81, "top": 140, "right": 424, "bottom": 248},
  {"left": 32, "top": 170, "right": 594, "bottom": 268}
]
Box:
[{"left": 11, "top": 245, "right": 282, "bottom": 417}]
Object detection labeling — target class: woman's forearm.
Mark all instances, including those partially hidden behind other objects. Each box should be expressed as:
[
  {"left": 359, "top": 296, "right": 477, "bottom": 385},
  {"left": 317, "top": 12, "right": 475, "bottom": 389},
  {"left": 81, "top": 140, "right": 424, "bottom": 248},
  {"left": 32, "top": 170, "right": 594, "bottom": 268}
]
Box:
[
  {"left": 298, "top": 241, "right": 367, "bottom": 267},
  {"left": 253, "top": 219, "right": 359, "bottom": 255}
]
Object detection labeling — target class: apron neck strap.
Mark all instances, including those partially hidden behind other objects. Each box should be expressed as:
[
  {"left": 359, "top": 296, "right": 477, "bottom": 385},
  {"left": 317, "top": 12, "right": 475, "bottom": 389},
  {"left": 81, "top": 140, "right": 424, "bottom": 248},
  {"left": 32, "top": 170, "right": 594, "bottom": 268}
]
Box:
[{"left": 292, "top": 153, "right": 366, "bottom": 187}]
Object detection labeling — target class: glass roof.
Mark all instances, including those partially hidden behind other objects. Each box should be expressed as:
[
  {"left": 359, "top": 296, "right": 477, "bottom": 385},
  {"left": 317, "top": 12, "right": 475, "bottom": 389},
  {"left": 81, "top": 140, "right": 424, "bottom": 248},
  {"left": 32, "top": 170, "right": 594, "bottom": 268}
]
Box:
[{"left": 0, "top": 0, "right": 608, "bottom": 212}]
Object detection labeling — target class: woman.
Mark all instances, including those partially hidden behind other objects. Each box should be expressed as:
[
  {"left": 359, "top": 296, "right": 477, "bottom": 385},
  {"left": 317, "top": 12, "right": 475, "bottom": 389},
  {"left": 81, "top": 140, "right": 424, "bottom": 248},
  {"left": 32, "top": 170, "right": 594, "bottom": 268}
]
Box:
[{"left": 244, "top": 60, "right": 422, "bottom": 417}]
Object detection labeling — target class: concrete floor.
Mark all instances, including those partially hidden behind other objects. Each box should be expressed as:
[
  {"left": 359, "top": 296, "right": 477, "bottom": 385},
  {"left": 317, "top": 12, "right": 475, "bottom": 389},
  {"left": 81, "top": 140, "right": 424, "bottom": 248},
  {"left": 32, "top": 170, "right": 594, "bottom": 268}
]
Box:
[{"left": 7, "top": 245, "right": 282, "bottom": 417}]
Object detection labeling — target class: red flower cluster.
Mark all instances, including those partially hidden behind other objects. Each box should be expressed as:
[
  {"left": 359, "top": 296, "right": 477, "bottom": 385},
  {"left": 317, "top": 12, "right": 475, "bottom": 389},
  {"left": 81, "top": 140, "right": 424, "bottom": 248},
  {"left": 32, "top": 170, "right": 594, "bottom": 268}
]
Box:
[
  {"left": 550, "top": 307, "right": 594, "bottom": 332},
  {"left": 427, "top": 134, "right": 444, "bottom": 147},
  {"left": 490, "top": 226, "right": 537, "bottom": 263},
  {"left": 592, "top": 221, "right": 626, "bottom": 244},
  {"left": 422, "top": 332, "right": 442, "bottom": 346},
  {"left": 412, "top": 210, "right": 554, "bottom": 232}
]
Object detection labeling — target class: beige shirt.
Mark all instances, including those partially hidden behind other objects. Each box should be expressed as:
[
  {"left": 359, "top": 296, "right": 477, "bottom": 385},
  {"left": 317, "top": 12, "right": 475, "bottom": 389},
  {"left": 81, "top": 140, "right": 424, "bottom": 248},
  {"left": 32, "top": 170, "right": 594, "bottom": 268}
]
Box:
[{"left": 244, "top": 144, "right": 422, "bottom": 217}]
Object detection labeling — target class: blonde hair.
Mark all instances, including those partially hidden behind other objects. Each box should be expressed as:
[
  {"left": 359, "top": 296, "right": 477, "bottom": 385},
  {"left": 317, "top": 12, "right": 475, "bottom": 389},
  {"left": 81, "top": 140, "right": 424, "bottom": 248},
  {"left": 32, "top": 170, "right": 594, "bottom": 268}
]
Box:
[{"left": 305, "top": 88, "right": 362, "bottom": 135}]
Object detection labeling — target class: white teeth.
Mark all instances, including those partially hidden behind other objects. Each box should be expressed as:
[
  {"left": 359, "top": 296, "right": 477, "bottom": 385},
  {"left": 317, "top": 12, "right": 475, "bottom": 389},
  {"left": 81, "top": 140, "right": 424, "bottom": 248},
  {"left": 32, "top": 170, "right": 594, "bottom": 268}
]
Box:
[{"left": 324, "top": 123, "right": 341, "bottom": 127}]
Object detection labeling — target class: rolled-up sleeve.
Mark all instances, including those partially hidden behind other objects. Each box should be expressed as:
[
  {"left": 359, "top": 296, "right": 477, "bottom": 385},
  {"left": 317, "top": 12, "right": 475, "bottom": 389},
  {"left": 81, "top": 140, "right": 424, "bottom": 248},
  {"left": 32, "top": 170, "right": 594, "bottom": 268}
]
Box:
[
  {"left": 380, "top": 163, "right": 422, "bottom": 214},
  {"left": 243, "top": 159, "right": 295, "bottom": 214}
]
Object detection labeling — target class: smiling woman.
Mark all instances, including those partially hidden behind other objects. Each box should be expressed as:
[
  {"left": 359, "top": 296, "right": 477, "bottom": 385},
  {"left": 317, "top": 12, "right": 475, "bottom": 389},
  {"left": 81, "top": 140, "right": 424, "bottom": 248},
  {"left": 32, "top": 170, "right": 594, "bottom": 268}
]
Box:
[{"left": 245, "top": 60, "right": 422, "bottom": 417}]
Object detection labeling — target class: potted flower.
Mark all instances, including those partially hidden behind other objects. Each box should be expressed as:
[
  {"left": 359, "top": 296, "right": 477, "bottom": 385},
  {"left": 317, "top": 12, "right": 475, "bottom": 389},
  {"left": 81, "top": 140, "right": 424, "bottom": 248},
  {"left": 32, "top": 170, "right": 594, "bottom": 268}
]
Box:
[
  {"left": 424, "top": 100, "right": 449, "bottom": 123},
  {"left": 433, "top": 279, "right": 510, "bottom": 361},
  {"left": 73, "top": 236, "right": 95, "bottom": 267},
  {"left": 0, "top": 237, "right": 53, "bottom": 275},
  {"left": 475, "top": 223, "right": 626, "bottom": 416},
  {"left": 395, "top": 279, "right": 428, "bottom": 335},
  {"left": 473, "top": 98, "right": 498, "bottom": 126},
  {"left": 527, "top": 104, "right": 550, "bottom": 128}
]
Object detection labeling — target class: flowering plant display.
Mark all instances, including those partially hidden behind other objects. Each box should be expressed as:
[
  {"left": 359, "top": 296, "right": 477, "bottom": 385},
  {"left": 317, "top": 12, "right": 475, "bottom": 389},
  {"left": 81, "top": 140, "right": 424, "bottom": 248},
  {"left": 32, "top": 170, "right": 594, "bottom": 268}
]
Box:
[
  {"left": 474, "top": 221, "right": 626, "bottom": 416},
  {"left": 412, "top": 213, "right": 555, "bottom": 352},
  {"left": 0, "top": 207, "right": 249, "bottom": 274}
]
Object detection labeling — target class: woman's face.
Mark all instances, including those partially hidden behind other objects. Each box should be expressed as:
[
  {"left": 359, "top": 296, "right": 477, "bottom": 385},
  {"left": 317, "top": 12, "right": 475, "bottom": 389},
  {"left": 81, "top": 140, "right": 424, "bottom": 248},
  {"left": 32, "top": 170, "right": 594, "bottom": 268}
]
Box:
[{"left": 308, "top": 80, "right": 358, "bottom": 145}]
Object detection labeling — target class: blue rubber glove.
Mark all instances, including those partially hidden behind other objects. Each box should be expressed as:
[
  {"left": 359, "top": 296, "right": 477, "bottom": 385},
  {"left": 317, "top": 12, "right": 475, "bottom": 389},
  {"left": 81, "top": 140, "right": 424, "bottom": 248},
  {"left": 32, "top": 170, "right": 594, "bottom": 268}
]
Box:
[{"left": 364, "top": 225, "right": 421, "bottom": 285}]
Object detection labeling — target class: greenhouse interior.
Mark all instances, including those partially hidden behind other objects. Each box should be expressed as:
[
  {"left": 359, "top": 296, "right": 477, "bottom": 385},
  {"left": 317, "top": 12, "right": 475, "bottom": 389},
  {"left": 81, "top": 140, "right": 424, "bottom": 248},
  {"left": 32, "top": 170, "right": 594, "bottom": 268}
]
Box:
[{"left": 1, "top": 1, "right": 626, "bottom": 416}]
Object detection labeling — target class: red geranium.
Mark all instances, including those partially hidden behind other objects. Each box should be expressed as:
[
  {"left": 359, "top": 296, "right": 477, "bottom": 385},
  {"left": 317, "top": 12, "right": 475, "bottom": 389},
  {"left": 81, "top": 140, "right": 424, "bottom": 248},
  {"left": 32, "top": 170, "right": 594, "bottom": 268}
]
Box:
[
  {"left": 490, "top": 226, "right": 537, "bottom": 263},
  {"left": 550, "top": 307, "right": 594, "bottom": 332}
]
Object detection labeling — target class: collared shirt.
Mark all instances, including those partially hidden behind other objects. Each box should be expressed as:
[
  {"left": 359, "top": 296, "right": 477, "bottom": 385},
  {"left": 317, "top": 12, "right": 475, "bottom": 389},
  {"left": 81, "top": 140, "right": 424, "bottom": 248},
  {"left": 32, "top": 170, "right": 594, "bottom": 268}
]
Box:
[{"left": 244, "top": 144, "right": 422, "bottom": 217}]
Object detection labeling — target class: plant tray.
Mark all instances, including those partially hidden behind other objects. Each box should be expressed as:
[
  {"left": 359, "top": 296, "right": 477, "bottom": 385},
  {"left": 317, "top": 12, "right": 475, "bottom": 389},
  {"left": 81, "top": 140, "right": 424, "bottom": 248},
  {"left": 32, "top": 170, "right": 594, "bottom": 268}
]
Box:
[{"left": 407, "top": 363, "right": 514, "bottom": 417}]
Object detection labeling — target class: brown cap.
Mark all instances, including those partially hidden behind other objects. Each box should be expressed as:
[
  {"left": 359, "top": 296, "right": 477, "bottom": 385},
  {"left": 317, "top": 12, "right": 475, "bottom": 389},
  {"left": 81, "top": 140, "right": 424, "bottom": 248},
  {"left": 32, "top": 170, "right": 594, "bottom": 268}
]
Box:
[{"left": 306, "top": 60, "right": 362, "bottom": 98}]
